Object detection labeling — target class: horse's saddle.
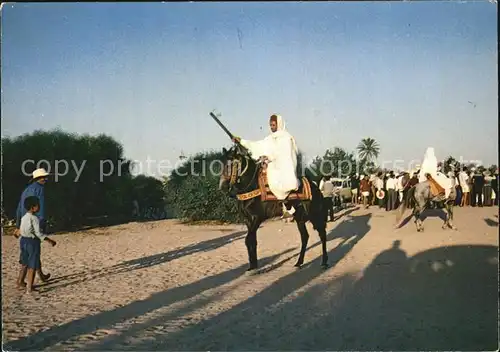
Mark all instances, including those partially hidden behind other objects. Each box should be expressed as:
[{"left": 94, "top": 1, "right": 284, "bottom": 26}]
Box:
[
  {"left": 258, "top": 169, "right": 312, "bottom": 202},
  {"left": 235, "top": 166, "right": 313, "bottom": 202},
  {"left": 426, "top": 174, "right": 445, "bottom": 198}
]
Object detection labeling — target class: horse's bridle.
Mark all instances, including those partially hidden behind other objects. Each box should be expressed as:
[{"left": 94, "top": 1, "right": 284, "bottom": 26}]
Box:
[{"left": 223, "top": 154, "right": 259, "bottom": 193}]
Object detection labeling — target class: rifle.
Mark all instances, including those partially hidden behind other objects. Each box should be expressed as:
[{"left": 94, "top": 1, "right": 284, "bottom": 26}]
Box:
[
  {"left": 209, "top": 112, "right": 235, "bottom": 140},
  {"left": 209, "top": 111, "right": 249, "bottom": 155}
]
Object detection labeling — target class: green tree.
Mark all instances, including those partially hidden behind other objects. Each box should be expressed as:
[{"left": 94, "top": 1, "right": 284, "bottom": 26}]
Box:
[
  {"left": 305, "top": 147, "right": 358, "bottom": 181},
  {"left": 357, "top": 137, "right": 380, "bottom": 163},
  {"left": 163, "top": 150, "right": 243, "bottom": 223},
  {"left": 2, "top": 129, "right": 134, "bottom": 231}
]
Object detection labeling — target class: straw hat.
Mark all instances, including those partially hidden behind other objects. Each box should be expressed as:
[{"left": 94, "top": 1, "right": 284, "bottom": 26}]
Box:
[
  {"left": 31, "top": 168, "right": 50, "bottom": 181},
  {"left": 376, "top": 189, "right": 386, "bottom": 199}
]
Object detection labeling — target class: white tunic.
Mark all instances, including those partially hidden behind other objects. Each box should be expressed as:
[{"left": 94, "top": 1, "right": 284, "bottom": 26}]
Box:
[
  {"left": 240, "top": 115, "right": 299, "bottom": 200},
  {"left": 459, "top": 171, "right": 470, "bottom": 193},
  {"left": 419, "top": 147, "right": 452, "bottom": 197}
]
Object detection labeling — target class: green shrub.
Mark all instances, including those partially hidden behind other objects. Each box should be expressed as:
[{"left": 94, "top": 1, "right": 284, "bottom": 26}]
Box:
[
  {"left": 164, "top": 150, "right": 243, "bottom": 223},
  {"left": 2, "top": 129, "right": 141, "bottom": 231}
]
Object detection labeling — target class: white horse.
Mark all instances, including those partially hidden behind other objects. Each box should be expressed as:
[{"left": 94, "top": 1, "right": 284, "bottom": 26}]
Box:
[{"left": 396, "top": 173, "right": 457, "bottom": 232}]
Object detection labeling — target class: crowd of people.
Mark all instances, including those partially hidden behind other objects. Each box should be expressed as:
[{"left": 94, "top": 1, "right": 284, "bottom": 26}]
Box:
[{"left": 346, "top": 165, "right": 499, "bottom": 210}]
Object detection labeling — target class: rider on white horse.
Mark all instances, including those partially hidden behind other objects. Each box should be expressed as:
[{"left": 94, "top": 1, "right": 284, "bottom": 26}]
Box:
[{"left": 419, "top": 147, "right": 452, "bottom": 199}]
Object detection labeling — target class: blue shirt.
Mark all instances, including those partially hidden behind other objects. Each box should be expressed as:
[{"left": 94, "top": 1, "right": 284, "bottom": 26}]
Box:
[{"left": 16, "top": 182, "right": 46, "bottom": 230}]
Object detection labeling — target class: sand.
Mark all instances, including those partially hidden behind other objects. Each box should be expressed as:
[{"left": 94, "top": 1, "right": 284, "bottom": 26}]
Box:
[{"left": 2, "top": 205, "right": 498, "bottom": 351}]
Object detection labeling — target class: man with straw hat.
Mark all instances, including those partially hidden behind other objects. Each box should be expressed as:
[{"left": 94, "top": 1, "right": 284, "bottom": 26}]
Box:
[{"left": 14, "top": 168, "right": 52, "bottom": 283}]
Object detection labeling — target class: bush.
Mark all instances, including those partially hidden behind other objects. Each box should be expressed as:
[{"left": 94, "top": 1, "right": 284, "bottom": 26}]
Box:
[
  {"left": 2, "top": 129, "right": 135, "bottom": 231},
  {"left": 163, "top": 150, "right": 243, "bottom": 223}
]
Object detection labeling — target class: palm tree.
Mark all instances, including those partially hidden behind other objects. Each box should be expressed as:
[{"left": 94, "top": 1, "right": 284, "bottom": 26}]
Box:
[{"left": 357, "top": 138, "right": 380, "bottom": 163}]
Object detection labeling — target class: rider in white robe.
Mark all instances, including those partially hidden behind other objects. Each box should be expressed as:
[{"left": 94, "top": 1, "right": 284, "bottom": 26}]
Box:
[
  {"left": 419, "top": 147, "right": 452, "bottom": 198},
  {"left": 233, "top": 114, "right": 299, "bottom": 213}
]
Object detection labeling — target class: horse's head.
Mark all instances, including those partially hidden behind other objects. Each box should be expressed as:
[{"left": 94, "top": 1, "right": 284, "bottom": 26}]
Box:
[{"left": 219, "top": 144, "right": 257, "bottom": 196}]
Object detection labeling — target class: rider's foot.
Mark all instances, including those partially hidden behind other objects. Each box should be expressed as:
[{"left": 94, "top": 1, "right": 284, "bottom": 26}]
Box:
[{"left": 282, "top": 203, "right": 296, "bottom": 215}]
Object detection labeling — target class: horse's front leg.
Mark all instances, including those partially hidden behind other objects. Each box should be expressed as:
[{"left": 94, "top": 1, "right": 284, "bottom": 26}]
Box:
[
  {"left": 441, "top": 203, "right": 450, "bottom": 229},
  {"left": 294, "top": 220, "right": 310, "bottom": 268},
  {"left": 245, "top": 218, "right": 261, "bottom": 271},
  {"left": 445, "top": 202, "right": 457, "bottom": 230},
  {"left": 318, "top": 226, "right": 329, "bottom": 269},
  {"left": 414, "top": 207, "right": 423, "bottom": 232}
]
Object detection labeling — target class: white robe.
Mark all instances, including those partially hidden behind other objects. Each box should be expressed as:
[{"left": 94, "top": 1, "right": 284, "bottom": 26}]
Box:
[
  {"left": 459, "top": 171, "right": 470, "bottom": 193},
  {"left": 239, "top": 115, "right": 299, "bottom": 200},
  {"left": 419, "top": 147, "right": 452, "bottom": 198}
]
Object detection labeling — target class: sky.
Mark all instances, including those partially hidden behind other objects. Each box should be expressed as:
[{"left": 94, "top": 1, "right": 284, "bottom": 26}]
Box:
[{"left": 1, "top": 2, "right": 498, "bottom": 177}]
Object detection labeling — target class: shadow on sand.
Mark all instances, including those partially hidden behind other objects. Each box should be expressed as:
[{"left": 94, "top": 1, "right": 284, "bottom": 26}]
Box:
[
  {"left": 122, "top": 241, "right": 496, "bottom": 351},
  {"left": 38, "top": 230, "right": 247, "bottom": 292},
  {"left": 484, "top": 217, "right": 499, "bottom": 227},
  {"left": 278, "top": 242, "right": 498, "bottom": 350},
  {"left": 5, "top": 214, "right": 373, "bottom": 351},
  {"left": 397, "top": 207, "right": 448, "bottom": 229}
]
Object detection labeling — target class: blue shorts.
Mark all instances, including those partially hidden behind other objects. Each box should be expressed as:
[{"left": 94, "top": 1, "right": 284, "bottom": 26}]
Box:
[{"left": 19, "top": 237, "right": 41, "bottom": 270}]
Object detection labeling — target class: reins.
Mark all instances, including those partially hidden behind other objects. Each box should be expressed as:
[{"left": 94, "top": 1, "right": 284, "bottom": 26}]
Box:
[{"left": 227, "top": 154, "right": 259, "bottom": 193}]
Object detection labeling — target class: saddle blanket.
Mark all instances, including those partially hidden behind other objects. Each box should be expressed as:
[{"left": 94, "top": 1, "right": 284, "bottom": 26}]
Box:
[
  {"left": 427, "top": 173, "right": 452, "bottom": 199},
  {"left": 258, "top": 171, "right": 312, "bottom": 202}
]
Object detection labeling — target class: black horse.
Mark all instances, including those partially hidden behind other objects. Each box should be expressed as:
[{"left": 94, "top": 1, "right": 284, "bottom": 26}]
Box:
[{"left": 219, "top": 144, "right": 329, "bottom": 272}]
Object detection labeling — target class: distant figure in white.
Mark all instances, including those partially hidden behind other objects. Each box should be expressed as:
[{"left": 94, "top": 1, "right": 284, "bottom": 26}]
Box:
[
  {"left": 233, "top": 114, "right": 299, "bottom": 215},
  {"left": 418, "top": 147, "right": 452, "bottom": 198}
]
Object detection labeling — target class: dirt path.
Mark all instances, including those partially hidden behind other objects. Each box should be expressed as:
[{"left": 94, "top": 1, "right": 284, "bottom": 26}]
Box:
[{"left": 2, "top": 206, "right": 498, "bottom": 350}]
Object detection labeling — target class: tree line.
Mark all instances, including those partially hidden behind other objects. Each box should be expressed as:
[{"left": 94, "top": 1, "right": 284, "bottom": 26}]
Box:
[
  {"left": 2, "top": 130, "right": 495, "bottom": 229},
  {"left": 2, "top": 130, "right": 165, "bottom": 232}
]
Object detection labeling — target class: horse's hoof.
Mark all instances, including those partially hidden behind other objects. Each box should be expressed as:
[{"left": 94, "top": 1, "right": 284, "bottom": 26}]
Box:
[
  {"left": 294, "top": 262, "right": 303, "bottom": 268},
  {"left": 245, "top": 268, "right": 258, "bottom": 276},
  {"left": 321, "top": 263, "right": 329, "bottom": 270}
]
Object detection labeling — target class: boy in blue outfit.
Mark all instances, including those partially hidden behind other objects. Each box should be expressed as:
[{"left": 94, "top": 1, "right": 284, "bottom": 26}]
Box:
[
  {"left": 17, "top": 196, "right": 56, "bottom": 293},
  {"left": 15, "top": 168, "right": 51, "bottom": 281}
]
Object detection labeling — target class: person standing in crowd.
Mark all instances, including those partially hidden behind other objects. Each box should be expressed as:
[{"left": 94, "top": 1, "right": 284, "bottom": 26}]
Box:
[
  {"left": 386, "top": 172, "right": 397, "bottom": 211},
  {"left": 395, "top": 172, "right": 404, "bottom": 208},
  {"left": 350, "top": 174, "right": 360, "bottom": 206},
  {"left": 459, "top": 167, "right": 470, "bottom": 207},
  {"left": 382, "top": 173, "right": 389, "bottom": 209},
  {"left": 376, "top": 172, "right": 385, "bottom": 208},
  {"left": 369, "top": 173, "right": 377, "bottom": 206},
  {"left": 373, "top": 172, "right": 384, "bottom": 208},
  {"left": 492, "top": 169, "right": 499, "bottom": 206},
  {"left": 471, "top": 168, "right": 485, "bottom": 207},
  {"left": 453, "top": 171, "right": 462, "bottom": 206},
  {"left": 483, "top": 170, "right": 493, "bottom": 206},
  {"left": 319, "top": 175, "right": 335, "bottom": 222},
  {"left": 360, "top": 175, "right": 371, "bottom": 209},
  {"left": 15, "top": 168, "right": 52, "bottom": 283},
  {"left": 448, "top": 171, "right": 459, "bottom": 201},
  {"left": 467, "top": 169, "right": 475, "bottom": 206}
]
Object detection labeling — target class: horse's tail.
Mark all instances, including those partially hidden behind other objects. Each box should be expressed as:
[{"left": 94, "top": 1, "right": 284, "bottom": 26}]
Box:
[
  {"left": 396, "top": 186, "right": 415, "bottom": 225},
  {"left": 305, "top": 176, "right": 326, "bottom": 230}
]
